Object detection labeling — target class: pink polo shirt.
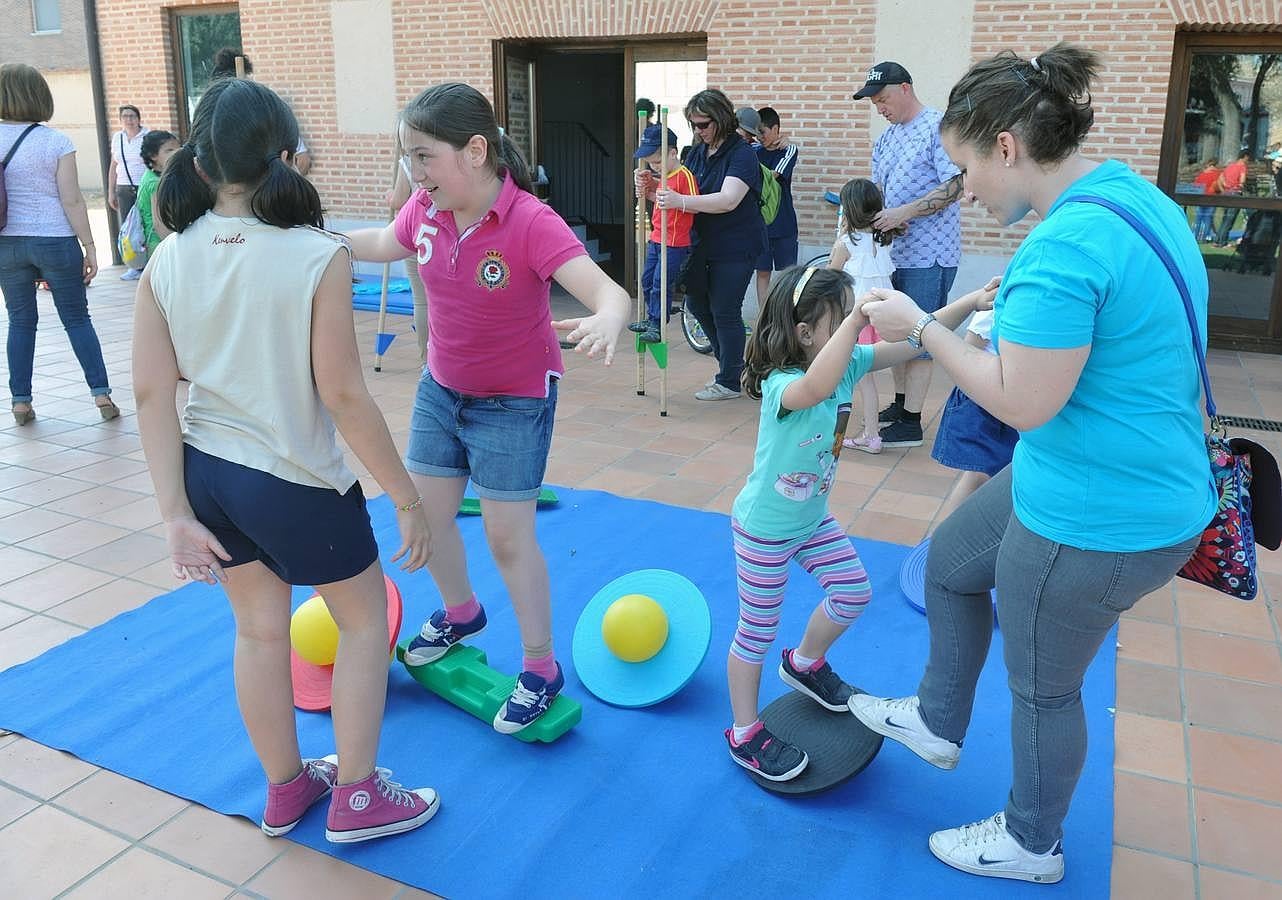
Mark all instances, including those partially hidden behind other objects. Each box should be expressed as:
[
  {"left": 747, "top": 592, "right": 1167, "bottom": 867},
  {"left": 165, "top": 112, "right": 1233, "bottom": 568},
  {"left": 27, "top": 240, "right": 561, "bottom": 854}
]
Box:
[{"left": 394, "top": 173, "right": 585, "bottom": 397}]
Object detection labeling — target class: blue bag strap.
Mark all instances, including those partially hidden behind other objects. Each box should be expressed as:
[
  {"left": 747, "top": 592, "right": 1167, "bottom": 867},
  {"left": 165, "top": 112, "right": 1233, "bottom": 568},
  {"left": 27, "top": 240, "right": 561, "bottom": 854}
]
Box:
[{"left": 1068, "top": 193, "right": 1216, "bottom": 421}]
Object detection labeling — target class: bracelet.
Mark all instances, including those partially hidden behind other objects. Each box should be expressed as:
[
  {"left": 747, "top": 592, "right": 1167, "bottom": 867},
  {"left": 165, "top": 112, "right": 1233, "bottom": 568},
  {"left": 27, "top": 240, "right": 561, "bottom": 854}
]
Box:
[
  {"left": 396, "top": 496, "right": 422, "bottom": 512},
  {"left": 906, "top": 313, "right": 937, "bottom": 350}
]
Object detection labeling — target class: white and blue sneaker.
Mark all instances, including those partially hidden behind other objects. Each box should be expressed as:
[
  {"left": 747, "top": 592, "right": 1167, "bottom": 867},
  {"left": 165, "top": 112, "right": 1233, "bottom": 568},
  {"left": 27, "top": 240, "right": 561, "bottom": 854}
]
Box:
[
  {"left": 929, "top": 811, "right": 1065, "bottom": 884},
  {"left": 847, "top": 694, "right": 961, "bottom": 769},
  {"left": 493, "top": 664, "right": 564, "bottom": 734},
  {"left": 403, "top": 607, "right": 487, "bottom": 667}
]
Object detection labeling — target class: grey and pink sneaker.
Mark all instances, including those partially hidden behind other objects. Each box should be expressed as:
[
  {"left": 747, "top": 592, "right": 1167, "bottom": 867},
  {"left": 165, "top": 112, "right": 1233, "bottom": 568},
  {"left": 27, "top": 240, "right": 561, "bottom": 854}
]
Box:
[
  {"left": 325, "top": 767, "right": 440, "bottom": 843},
  {"left": 261, "top": 755, "right": 338, "bottom": 837}
]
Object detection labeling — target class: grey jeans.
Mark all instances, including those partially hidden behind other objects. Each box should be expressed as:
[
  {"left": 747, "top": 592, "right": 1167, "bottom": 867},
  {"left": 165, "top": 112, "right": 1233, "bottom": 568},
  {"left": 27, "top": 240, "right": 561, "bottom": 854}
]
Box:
[{"left": 917, "top": 466, "right": 1198, "bottom": 853}]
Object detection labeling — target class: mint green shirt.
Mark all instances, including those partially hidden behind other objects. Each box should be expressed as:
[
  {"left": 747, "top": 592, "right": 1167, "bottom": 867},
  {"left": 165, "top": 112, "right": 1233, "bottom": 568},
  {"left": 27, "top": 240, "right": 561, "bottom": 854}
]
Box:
[{"left": 732, "top": 346, "right": 875, "bottom": 540}]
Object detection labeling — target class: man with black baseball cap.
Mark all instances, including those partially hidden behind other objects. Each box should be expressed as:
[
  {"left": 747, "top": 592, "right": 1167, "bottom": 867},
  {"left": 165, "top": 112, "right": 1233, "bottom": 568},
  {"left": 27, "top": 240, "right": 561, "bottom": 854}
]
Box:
[
  {"left": 852, "top": 61, "right": 913, "bottom": 99},
  {"left": 852, "top": 60, "right": 964, "bottom": 450}
]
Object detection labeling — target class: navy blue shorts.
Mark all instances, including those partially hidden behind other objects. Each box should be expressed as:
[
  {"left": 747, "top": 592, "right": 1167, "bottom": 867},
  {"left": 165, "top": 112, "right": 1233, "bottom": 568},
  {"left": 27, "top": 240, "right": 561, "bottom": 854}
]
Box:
[
  {"left": 183, "top": 444, "right": 378, "bottom": 585},
  {"left": 930, "top": 387, "right": 1018, "bottom": 477},
  {"left": 755, "top": 236, "right": 798, "bottom": 272}
]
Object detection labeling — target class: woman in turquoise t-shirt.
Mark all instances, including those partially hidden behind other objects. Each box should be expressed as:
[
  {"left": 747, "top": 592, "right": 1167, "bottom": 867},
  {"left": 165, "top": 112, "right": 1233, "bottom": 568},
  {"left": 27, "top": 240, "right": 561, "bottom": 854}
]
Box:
[{"left": 856, "top": 44, "right": 1216, "bottom": 886}]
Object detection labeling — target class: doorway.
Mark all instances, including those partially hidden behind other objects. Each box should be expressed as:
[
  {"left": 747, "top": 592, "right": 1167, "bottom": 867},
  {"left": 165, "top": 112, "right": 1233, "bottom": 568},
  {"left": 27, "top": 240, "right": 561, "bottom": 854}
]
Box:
[{"left": 494, "top": 38, "right": 707, "bottom": 293}]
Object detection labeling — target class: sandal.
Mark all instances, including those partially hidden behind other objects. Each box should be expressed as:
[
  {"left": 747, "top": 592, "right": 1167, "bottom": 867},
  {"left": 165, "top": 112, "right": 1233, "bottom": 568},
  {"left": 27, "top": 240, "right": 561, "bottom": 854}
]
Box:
[
  {"left": 95, "top": 398, "right": 120, "bottom": 421},
  {"left": 12, "top": 404, "right": 35, "bottom": 426}
]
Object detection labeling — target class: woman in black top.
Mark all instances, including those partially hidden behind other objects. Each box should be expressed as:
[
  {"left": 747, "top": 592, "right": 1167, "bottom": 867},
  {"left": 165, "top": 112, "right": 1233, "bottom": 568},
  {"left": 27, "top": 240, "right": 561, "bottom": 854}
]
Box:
[{"left": 656, "top": 90, "right": 765, "bottom": 400}]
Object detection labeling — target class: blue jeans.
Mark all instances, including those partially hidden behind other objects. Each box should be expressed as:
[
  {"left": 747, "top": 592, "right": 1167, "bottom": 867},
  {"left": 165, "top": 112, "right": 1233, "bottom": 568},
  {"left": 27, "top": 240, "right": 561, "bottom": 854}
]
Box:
[
  {"left": 0, "top": 235, "right": 110, "bottom": 404},
  {"left": 641, "top": 242, "right": 689, "bottom": 324},
  {"left": 682, "top": 248, "right": 755, "bottom": 391},
  {"left": 917, "top": 466, "right": 1197, "bottom": 853},
  {"left": 1193, "top": 205, "right": 1215, "bottom": 242},
  {"left": 892, "top": 264, "right": 957, "bottom": 362},
  {"left": 405, "top": 368, "right": 557, "bottom": 501}
]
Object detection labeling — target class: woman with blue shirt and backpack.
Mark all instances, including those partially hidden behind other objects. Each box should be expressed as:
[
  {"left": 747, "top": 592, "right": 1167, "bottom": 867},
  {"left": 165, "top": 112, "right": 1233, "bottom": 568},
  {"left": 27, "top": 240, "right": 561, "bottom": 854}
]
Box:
[
  {"left": 855, "top": 44, "right": 1215, "bottom": 885},
  {"left": 655, "top": 89, "right": 765, "bottom": 401}
]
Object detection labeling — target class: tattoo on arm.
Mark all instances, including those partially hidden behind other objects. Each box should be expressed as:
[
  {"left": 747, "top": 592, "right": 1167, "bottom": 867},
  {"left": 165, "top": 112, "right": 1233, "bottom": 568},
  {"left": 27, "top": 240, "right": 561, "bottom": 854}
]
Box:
[{"left": 914, "top": 174, "right": 964, "bottom": 215}]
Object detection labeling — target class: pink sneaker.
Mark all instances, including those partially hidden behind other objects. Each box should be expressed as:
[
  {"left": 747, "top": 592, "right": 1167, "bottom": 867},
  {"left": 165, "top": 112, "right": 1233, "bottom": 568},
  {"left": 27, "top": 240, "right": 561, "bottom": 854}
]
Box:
[
  {"left": 326, "top": 767, "right": 440, "bottom": 843},
  {"left": 261, "top": 756, "right": 338, "bottom": 836},
  {"left": 842, "top": 433, "right": 883, "bottom": 454}
]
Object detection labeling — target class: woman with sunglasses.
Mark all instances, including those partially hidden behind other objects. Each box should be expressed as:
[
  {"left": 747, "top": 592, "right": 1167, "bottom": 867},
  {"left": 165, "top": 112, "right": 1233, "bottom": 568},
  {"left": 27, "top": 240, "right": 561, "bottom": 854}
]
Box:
[{"left": 654, "top": 89, "right": 766, "bottom": 400}]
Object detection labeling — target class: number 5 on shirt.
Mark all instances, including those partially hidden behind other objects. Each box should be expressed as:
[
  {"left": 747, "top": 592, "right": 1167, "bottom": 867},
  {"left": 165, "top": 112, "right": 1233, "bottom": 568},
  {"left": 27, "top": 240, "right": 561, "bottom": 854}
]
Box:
[{"left": 414, "top": 224, "right": 438, "bottom": 264}]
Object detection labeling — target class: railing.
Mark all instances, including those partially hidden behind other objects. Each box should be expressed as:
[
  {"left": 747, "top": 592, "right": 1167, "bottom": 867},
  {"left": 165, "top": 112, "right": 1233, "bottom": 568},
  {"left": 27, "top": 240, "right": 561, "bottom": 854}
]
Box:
[{"left": 542, "top": 120, "right": 615, "bottom": 226}]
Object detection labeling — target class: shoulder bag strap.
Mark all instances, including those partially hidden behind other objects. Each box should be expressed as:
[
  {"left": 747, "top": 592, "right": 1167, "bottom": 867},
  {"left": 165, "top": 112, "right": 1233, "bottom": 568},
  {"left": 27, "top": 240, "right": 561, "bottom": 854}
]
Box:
[
  {"left": 118, "top": 133, "right": 136, "bottom": 187},
  {"left": 1068, "top": 193, "right": 1216, "bottom": 422},
  {"left": 2, "top": 124, "right": 40, "bottom": 168}
]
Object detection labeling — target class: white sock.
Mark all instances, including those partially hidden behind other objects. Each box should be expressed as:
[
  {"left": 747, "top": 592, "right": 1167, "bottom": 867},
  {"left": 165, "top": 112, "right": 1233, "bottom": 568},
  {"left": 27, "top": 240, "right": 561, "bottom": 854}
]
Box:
[
  {"left": 731, "top": 720, "right": 761, "bottom": 743},
  {"left": 790, "top": 649, "right": 819, "bottom": 671}
]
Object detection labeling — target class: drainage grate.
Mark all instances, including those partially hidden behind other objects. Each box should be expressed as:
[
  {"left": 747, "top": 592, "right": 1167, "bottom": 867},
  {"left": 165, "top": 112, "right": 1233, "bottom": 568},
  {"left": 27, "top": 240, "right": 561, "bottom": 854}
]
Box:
[{"left": 1219, "top": 415, "right": 1282, "bottom": 433}]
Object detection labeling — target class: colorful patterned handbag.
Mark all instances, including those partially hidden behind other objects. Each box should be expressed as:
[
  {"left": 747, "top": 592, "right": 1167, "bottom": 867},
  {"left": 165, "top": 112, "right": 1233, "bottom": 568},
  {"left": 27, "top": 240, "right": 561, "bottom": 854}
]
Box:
[{"left": 1072, "top": 195, "right": 1281, "bottom": 601}]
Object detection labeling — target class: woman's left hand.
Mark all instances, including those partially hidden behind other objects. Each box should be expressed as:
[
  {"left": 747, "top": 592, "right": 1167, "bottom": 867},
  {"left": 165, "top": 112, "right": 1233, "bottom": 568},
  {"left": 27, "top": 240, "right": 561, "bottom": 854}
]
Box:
[
  {"left": 166, "top": 516, "right": 232, "bottom": 584},
  {"left": 82, "top": 247, "right": 98, "bottom": 285},
  {"left": 655, "top": 188, "right": 683, "bottom": 212},
  {"left": 552, "top": 307, "right": 627, "bottom": 366},
  {"left": 860, "top": 288, "right": 925, "bottom": 342}
]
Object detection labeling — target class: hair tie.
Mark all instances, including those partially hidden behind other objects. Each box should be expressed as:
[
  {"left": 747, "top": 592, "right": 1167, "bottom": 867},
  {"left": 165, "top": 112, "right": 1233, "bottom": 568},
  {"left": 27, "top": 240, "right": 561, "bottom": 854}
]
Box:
[
  {"left": 1030, "top": 56, "right": 1041, "bottom": 72},
  {"left": 1012, "top": 65, "right": 1032, "bottom": 88},
  {"left": 792, "top": 267, "right": 817, "bottom": 307}
]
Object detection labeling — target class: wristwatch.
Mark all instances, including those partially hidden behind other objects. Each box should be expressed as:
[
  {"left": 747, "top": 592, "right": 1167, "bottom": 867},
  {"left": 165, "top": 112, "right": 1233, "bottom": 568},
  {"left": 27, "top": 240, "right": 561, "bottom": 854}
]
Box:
[{"left": 907, "top": 313, "right": 937, "bottom": 349}]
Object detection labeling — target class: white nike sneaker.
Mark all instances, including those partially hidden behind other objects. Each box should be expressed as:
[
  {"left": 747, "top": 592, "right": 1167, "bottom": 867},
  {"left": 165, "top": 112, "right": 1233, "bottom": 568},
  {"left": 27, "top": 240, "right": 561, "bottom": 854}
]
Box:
[
  {"left": 929, "top": 811, "right": 1065, "bottom": 884},
  {"left": 847, "top": 694, "right": 960, "bottom": 769}
]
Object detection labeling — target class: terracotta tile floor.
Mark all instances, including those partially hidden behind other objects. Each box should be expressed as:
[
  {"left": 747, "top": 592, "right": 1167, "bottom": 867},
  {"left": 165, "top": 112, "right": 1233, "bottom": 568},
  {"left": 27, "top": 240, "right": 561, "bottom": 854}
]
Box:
[{"left": 1, "top": 269, "right": 1281, "bottom": 899}]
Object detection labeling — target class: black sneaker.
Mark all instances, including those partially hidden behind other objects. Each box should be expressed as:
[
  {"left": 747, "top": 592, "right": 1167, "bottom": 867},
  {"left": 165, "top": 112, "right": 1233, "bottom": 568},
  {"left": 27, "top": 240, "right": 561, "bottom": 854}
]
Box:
[
  {"left": 878, "top": 399, "right": 905, "bottom": 425},
  {"left": 627, "top": 319, "right": 651, "bottom": 333},
  {"left": 725, "top": 726, "right": 809, "bottom": 781},
  {"left": 778, "top": 648, "right": 853, "bottom": 711},
  {"left": 880, "top": 418, "right": 924, "bottom": 448}
]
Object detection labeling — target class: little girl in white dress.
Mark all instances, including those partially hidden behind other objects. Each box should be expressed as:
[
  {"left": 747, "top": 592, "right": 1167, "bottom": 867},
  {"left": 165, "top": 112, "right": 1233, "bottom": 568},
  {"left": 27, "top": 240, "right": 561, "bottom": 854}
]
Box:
[{"left": 827, "top": 178, "right": 896, "bottom": 454}]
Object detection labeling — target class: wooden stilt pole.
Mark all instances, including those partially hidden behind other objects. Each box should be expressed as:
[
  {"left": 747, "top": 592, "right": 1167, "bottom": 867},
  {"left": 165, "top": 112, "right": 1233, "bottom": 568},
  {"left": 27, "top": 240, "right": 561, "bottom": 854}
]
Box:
[
  {"left": 635, "top": 110, "right": 648, "bottom": 397},
  {"left": 658, "top": 107, "right": 670, "bottom": 417}
]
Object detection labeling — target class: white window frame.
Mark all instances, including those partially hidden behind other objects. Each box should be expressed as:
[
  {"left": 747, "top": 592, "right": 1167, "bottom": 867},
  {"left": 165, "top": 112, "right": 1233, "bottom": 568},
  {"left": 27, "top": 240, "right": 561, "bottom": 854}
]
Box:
[{"left": 31, "top": 0, "right": 62, "bottom": 34}]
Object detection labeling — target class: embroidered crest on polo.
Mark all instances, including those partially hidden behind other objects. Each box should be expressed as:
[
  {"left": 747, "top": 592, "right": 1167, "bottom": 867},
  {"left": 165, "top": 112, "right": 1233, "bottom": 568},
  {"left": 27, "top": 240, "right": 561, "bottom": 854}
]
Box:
[
  {"left": 348, "top": 790, "right": 371, "bottom": 811},
  {"left": 477, "top": 249, "right": 510, "bottom": 290}
]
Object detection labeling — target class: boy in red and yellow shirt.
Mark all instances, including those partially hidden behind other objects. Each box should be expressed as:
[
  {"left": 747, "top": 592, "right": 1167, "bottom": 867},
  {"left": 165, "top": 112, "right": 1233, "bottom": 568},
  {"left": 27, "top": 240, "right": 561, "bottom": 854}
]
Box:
[{"left": 633, "top": 124, "right": 698, "bottom": 343}]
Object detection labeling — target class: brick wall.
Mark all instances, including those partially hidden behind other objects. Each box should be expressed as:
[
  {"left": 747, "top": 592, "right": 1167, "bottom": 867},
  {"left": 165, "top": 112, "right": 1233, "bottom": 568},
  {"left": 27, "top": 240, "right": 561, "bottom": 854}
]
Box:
[
  {"left": 92, "top": 0, "right": 1278, "bottom": 250},
  {"left": 0, "top": 0, "right": 89, "bottom": 70}
]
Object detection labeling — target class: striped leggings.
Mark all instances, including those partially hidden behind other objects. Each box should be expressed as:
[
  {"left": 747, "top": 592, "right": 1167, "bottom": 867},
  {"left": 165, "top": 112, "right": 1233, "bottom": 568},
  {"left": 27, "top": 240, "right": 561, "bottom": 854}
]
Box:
[{"left": 730, "top": 514, "right": 872, "bottom": 665}]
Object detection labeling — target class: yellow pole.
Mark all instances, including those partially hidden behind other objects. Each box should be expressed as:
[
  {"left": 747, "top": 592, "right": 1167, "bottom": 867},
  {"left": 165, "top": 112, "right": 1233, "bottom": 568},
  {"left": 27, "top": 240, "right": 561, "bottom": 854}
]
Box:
[{"left": 635, "top": 110, "right": 648, "bottom": 396}]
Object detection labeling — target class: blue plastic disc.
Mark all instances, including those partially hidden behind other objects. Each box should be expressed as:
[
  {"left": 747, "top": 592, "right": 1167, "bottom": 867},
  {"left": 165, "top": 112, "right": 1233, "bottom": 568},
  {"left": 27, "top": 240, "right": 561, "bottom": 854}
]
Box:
[
  {"left": 899, "top": 537, "right": 998, "bottom": 624},
  {"left": 572, "top": 569, "right": 711, "bottom": 708}
]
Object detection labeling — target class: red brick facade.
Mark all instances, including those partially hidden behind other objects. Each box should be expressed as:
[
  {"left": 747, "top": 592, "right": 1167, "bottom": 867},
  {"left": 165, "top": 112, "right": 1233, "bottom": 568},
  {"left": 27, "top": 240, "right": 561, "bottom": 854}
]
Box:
[{"left": 93, "top": 0, "right": 1280, "bottom": 255}]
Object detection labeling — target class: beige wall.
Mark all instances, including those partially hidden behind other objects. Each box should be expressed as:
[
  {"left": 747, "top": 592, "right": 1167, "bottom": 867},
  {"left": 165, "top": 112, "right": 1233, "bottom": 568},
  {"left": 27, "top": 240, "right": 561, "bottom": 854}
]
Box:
[
  {"left": 331, "top": 0, "right": 398, "bottom": 135},
  {"left": 46, "top": 70, "right": 103, "bottom": 192}
]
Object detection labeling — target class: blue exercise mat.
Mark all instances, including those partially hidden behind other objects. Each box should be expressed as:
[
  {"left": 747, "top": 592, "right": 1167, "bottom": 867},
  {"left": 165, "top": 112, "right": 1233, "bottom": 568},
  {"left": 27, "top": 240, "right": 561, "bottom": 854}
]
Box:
[
  {"left": 351, "top": 273, "right": 413, "bottom": 315},
  {"left": 0, "top": 489, "right": 1115, "bottom": 898}
]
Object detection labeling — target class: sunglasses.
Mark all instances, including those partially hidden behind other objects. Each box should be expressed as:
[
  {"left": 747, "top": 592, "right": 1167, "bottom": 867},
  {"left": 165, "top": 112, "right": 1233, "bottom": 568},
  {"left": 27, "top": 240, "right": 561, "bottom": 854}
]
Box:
[{"left": 690, "top": 119, "right": 714, "bottom": 132}]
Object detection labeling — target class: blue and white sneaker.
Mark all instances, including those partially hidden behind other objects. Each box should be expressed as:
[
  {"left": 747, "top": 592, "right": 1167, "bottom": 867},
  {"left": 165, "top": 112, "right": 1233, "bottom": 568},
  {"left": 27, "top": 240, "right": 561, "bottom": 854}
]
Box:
[
  {"left": 848, "top": 694, "right": 960, "bottom": 769},
  {"left": 929, "top": 811, "right": 1064, "bottom": 883},
  {"left": 403, "top": 607, "right": 487, "bottom": 667},
  {"left": 492, "top": 664, "right": 564, "bottom": 734}
]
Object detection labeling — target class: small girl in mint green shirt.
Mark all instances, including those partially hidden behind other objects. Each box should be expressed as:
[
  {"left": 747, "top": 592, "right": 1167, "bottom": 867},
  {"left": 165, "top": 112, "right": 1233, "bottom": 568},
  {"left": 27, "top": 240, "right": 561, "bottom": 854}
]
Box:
[{"left": 724, "top": 264, "right": 998, "bottom": 783}]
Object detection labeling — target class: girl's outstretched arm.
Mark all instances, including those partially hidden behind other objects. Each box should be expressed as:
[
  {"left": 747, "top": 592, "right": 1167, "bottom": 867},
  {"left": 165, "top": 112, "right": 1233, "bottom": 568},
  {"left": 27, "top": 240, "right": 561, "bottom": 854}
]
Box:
[
  {"left": 550, "top": 256, "right": 630, "bottom": 365},
  {"left": 827, "top": 237, "right": 850, "bottom": 271},
  {"left": 865, "top": 276, "right": 1001, "bottom": 371},
  {"left": 345, "top": 221, "right": 413, "bottom": 263}
]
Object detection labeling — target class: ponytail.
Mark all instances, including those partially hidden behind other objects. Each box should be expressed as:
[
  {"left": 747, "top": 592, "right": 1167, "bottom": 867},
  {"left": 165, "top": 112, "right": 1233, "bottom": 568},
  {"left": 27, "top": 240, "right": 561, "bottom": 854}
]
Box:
[
  {"left": 941, "top": 42, "right": 1099, "bottom": 165},
  {"left": 252, "top": 155, "right": 324, "bottom": 229},
  {"left": 497, "top": 133, "right": 534, "bottom": 194},
  {"left": 156, "top": 143, "right": 213, "bottom": 233}
]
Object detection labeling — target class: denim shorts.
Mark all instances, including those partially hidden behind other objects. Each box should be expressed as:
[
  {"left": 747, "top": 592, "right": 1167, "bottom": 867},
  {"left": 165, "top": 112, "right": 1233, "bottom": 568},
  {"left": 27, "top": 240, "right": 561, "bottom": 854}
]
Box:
[
  {"left": 406, "top": 368, "right": 557, "bottom": 501},
  {"left": 930, "top": 386, "right": 1019, "bottom": 476},
  {"left": 183, "top": 444, "right": 378, "bottom": 585}
]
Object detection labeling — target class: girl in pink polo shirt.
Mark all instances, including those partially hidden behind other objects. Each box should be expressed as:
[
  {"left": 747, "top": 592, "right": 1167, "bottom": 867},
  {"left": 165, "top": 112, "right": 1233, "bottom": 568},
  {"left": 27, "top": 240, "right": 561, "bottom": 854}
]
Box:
[{"left": 348, "top": 82, "right": 629, "bottom": 733}]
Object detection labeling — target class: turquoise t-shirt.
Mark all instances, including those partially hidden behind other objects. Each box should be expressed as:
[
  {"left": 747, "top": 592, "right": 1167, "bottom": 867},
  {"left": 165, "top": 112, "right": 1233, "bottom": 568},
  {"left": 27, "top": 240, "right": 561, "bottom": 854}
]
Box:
[
  {"left": 992, "top": 160, "right": 1217, "bottom": 552},
  {"left": 732, "top": 346, "right": 875, "bottom": 540}
]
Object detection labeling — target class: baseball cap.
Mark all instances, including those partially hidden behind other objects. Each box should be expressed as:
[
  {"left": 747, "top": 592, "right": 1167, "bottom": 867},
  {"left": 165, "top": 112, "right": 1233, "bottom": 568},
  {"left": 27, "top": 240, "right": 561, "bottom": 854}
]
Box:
[
  {"left": 634, "top": 124, "right": 679, "bottom": 159},
  {"left": 853, "top": 62, "right": 913, "bottom": 99},
  {"left": 736, "top": 107, "right": 763, "bottom": 137}
]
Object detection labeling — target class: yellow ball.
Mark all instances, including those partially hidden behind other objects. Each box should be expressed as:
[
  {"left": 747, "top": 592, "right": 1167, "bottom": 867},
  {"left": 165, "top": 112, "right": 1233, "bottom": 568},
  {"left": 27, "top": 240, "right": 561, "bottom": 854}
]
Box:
[
  {"left": 290, "top": 595, "right": 339, "bottom": 666},
  {"left": 601, "top": 593, "right": 669, "bottom": 662}
]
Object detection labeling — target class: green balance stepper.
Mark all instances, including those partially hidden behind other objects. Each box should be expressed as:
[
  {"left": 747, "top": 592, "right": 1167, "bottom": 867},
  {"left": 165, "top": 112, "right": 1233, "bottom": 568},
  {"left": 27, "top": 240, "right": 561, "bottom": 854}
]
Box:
[
  {"left": 396, "top": 642, "right": 581, "bottom": 743},
  {"left": 458, "top": 487, "right": 559, "bottom": 517}
]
